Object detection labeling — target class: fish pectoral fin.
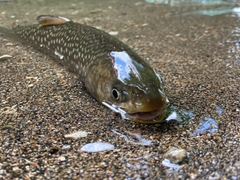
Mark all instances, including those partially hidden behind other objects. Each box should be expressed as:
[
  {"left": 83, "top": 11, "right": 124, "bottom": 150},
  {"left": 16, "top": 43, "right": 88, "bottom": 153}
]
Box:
[
  {"left": 36, "top": 15, "right": 70, "bottom": 27},
  {"left": 12, "top": 21, "right": 19, "bottom": 29}
]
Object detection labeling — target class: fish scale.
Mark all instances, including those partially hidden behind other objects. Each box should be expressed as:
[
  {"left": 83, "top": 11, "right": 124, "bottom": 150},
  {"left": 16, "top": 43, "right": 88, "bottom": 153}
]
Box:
[
  {"left": 16, "top": 23, "right": 104, "bottom": 76},
  {"left": 11, "top": 15, "right": 168, "bottom": 124}
]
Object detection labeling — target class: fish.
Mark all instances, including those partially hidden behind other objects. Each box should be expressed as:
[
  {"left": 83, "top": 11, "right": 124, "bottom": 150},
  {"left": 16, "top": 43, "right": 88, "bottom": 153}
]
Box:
[{"left": 10, "top": 15, "right": 168, "bottom": 123}]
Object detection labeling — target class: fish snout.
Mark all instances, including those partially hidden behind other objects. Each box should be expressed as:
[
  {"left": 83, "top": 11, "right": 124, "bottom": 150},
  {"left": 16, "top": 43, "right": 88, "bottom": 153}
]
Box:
[{"left": 129, "top": 89, "right": 167, "bottom": 113}]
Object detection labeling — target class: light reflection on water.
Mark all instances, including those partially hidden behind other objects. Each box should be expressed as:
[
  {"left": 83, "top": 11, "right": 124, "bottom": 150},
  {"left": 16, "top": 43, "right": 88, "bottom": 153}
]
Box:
[
  {"left": 112, "top": 129, "right": 152, "bottom": 146},
  {"left": 145, "top": 0, "right": 237, "bottom": 6},
  {"left": 190, "top": 7, "right": 240, "bottom": 16},
  {"left": 165, "top": 105, "right": 223, "bottom": 136},
  {"left": 216, "top": 105, "right": 223, "bottom": 116},
  {"left": 165, "top": 105, "right": 194, "bottom": 125},
  {"left": 226, "top": 27, "right": 240, "bottom": 67},
  {"left": 192, "top": 117, "right": 219, "bottom": 136},
  {"left": 146, "top": 0, "right": 240, "bottom": 17}
]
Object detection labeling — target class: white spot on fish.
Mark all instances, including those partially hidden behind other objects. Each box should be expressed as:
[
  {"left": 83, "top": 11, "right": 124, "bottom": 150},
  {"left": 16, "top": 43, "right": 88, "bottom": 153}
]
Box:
[
  {"left": 74, "top": 54, "right": 78, "bottom": 60},
  {"left": 58, "top": 16, "right": 71, "bottom": 22},
  {"left": 54, "top": 50, "right": 64, "bottom": 60}
]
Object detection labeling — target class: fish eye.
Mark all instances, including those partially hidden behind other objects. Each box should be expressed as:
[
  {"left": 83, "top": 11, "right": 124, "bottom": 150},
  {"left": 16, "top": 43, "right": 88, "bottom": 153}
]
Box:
[{"left": 112, "top": 88, "right": 120, "bottom": 101}]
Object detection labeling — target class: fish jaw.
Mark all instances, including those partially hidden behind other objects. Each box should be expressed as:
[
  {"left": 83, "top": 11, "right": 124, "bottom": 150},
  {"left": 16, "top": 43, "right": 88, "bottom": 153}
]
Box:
[
  {"left": 102, "top": 98, "right": 168, "bottom": 124},
  {"left": 127, "top": 105, "right": 167, "bottom": 123}
]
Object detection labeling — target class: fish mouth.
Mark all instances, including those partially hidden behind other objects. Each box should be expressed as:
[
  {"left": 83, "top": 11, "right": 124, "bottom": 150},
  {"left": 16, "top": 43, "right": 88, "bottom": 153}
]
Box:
[
  {"left": 127, "top": 105, "right": 167, "bottom": 123},
  {"left": 102, "top": 101, "right": 167, "bottom": 124},
  {"left": 127, "top": 109, "right": 164, "bottom": 121}
]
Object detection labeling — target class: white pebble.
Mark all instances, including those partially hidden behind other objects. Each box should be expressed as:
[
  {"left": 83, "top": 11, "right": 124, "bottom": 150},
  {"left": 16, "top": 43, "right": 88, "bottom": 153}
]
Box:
[
  {"left": 64, "top": 130, "right": 88, "bottom": 139},
  {"left": 109, "top": 31, "right": 118, "bottom": 35},
  {"left": 81, "top": 142, "right": 114, "bottom": 152}
]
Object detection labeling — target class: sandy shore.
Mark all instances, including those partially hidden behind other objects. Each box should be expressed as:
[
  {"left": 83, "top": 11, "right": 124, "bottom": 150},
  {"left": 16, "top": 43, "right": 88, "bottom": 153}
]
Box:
[{"left": 0, "top": 0, "right": 239, "bottom": 179}]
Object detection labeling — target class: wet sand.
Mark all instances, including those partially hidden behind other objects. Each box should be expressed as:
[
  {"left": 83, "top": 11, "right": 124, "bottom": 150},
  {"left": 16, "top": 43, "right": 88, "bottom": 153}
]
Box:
[{"left": 0, "top": 0, "right": 239, "bottom": 179}]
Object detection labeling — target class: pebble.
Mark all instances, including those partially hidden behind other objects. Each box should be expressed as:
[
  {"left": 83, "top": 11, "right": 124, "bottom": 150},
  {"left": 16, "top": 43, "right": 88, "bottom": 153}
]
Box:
[
  {"left": 81, "top": 142, "right": 115, "bottom": 152},
  {"left": 108, "top": 31, "right": 119, "bottom": 35},
  {"left": 64, "top": 130, "right": 88, "bottom": 139},
  {"left": 58, "top": 156, "right": 66, "bottom": 162},
  {"left": 12, "top": 166, "right": 20, "bottom": 173},
  {"left": 0, "top": 169, "right": 6, "bottom": 175},
  {"left": 0, "top": 54, "right": 12, "bottom": 61},
  {"left": 163, "top": 147, "right": 189, "bottom": 164}
]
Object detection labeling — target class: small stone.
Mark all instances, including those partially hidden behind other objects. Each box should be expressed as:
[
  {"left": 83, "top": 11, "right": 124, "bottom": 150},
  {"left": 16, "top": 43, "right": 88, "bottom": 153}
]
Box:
[
  {"left": 163, "top": 147, "right": 188, "bottom": 164},
  {"left": 12, "top": 166, "right": 20, "bottom": 173},
  {"left": 5, "top": 43, "right": 13, "bottom": 46},
  {"left": 58, "top": 156, "right": 66, "bottom": 162},
  {"left": 81, "top": 142, "right": 114, "bottom": 153},
  {"left": 0, "top": 55, "right": 12, "bottom": 61},
  {"left": 28, "top": 84, "right": 34, "bottom": 87},
  {"left": 0, "top": 169, "right": 6, "bottom": 175},
  {"left": 109, "top": 31, "right": 118, "bottom": 36},
  {"left": 25, "top": 165, "right": 30, "bottom": 171},
  {"left": 62, "top": 145, "right": 71, "bottom": 149},
  {"left": 64, "top": 130, "right": 88, "bottom": 139}
]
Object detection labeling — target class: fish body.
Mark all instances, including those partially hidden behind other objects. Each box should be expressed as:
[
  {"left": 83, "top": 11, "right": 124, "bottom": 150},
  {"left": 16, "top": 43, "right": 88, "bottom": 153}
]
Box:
[{"left": 12, "top": 15, "right": 168, "bottom": 123}]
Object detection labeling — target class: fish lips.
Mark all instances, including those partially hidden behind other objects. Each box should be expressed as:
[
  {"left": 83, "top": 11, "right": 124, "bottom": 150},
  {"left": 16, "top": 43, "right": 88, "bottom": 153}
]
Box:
[{"left": 127, "top": 104, "right": 167, "bottom": 123}]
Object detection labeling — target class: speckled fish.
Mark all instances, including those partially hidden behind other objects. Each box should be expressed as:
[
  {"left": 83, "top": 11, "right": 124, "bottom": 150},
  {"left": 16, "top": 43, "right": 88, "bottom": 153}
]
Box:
[{"left": 12, "top": 15, "right": 168, "bottom": 124}]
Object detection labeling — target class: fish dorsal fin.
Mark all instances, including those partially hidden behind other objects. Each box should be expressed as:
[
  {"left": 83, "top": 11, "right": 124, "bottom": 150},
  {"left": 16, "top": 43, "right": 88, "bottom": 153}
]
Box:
[{"left": 36, "top": 15, "right": 70, "bottom": 27}]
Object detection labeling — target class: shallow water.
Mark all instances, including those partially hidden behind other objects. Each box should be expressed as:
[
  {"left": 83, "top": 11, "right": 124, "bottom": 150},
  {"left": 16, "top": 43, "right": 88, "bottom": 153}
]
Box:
[{"left": 0, "top": 0, "right": 239, "bottom": 179}]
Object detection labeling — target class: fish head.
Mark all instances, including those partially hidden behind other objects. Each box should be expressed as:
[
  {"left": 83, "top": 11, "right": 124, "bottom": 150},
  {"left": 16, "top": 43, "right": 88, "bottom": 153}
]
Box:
[{"left": 102, "top": 51, "right": 168, "bottom": 124}]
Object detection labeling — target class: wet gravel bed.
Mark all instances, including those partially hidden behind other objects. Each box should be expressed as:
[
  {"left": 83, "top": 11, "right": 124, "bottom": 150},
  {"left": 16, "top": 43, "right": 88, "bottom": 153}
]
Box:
[{"left": 0, "top": 0, "right": 240, "bottom": 179}]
